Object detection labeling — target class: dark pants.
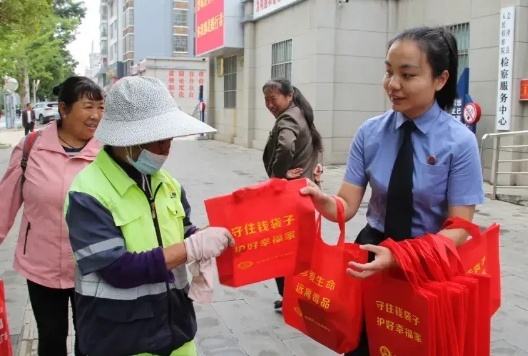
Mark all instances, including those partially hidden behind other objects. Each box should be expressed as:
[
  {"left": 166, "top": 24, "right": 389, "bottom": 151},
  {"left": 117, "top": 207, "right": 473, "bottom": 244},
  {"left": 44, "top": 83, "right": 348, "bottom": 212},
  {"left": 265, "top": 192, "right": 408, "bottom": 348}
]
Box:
[
  {"left": 344, "top": 224, "right": 386, "bottom": 356},
  {"left": 24, "top": 122, "right": 35, "bottom": 135},
  {"left": 27, "top": 280, "right": 84, "bottom": 356},
  {"left": 275, "top": 277, "right": 284, "bottom": 297}
]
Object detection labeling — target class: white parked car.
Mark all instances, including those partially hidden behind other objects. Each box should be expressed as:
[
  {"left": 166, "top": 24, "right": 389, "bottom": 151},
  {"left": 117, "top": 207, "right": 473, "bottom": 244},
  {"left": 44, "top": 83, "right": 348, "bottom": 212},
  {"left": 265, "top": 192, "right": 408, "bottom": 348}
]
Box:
[{"left": 33, "top": 102, "right": 59, "bottom": 124}]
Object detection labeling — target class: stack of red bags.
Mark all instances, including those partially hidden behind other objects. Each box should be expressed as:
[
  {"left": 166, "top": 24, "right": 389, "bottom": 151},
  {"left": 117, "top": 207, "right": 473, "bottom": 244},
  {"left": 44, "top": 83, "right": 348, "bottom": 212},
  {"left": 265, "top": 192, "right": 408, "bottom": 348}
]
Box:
[{"left": 363, "top": 218, "right": 500, "bottom": 356}]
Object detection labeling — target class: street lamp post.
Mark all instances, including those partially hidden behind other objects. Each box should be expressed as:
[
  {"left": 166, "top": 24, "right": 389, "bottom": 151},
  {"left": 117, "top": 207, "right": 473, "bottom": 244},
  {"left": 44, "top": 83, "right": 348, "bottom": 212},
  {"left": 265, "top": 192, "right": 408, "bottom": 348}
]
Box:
[{"left": 3, "top": 78, "right": 19, "bottom": 129}]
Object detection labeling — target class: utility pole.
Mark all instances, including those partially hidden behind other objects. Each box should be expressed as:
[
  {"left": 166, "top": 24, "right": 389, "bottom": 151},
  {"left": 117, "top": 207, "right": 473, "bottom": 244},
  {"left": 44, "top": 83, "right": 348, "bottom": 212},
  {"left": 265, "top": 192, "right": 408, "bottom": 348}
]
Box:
[{"left": 33, "top": 79, "right": 40, "bottom": 103}]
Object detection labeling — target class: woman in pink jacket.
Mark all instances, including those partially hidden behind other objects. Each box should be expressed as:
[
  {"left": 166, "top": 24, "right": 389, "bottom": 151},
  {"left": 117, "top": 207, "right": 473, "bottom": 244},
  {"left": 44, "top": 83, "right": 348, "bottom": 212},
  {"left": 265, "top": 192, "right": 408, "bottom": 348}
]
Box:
[{"left": 0, "top": 76, "right": 104, "bottom": 356}]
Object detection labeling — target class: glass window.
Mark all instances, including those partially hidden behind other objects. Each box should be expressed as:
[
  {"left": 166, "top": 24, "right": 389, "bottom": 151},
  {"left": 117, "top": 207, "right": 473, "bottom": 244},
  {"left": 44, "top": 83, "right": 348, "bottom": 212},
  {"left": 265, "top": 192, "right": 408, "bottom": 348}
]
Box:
[
  {"left": 223, "top": 56, "right": 237, "bottom": 108},
  {"left": 446, "top": 23, "right": 470, "bottom": 80},
  {"left": 173, "top": 35, "right": 188, "bottom": 52},
  {"left": 173, "top": 9, "right": 188, "bottom": 27},
  {"left": 271, "top": 39, "right": 292, "bottom": 81}
]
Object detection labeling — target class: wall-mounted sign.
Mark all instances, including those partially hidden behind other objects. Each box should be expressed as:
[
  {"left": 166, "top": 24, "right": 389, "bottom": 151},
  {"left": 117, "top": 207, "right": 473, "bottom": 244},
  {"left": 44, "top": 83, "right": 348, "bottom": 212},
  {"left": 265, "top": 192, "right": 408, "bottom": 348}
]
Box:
[
  {"left": 520, "top": 79, "right": 528, "bottom": 101},
  {"left": 495, "top": 6, "right": 515, "bottom": 131},
  {"left": 195, "top": 0, "right": 224, "bottom": 56},
  {"left": 463, "top": 103, "right": 482, "bottom": 125},
  {"left": 167, "top": 69, "right": 206, "bottom": 99},
  {"left": 253, "top": 0, "right": 300, "bottom": 20}
]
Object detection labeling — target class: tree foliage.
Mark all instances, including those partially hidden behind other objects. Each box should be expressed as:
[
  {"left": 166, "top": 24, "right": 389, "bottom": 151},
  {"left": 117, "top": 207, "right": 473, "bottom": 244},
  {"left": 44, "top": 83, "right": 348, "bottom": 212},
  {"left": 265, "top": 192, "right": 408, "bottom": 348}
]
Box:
[
  {"left": 0, "top": 0, "right": 86, "bottom": 103},
  {"left": 0, "top": 0, "right": 53, "bottom": 41}
]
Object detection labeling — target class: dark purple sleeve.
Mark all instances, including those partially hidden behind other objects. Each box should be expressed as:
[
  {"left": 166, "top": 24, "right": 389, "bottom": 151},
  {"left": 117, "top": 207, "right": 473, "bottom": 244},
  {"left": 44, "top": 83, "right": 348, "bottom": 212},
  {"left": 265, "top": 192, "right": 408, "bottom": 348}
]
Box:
[{"left": 98, "top": 247, "right": 175, "bottom": 289}]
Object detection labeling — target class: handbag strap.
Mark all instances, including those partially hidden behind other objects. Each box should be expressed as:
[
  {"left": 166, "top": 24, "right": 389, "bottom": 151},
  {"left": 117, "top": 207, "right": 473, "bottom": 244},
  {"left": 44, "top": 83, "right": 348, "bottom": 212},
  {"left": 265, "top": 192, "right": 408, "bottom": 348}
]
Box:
[{"left": 20, "top": 130, "right": 41, "bottom": 186}]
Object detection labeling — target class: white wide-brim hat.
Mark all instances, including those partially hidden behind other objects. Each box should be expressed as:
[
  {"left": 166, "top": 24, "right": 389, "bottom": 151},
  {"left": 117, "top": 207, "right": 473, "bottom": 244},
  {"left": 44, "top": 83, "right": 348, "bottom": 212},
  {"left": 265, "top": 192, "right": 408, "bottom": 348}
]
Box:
[{"left": 95, "top": 76, "right": 216, "bottom": 146}]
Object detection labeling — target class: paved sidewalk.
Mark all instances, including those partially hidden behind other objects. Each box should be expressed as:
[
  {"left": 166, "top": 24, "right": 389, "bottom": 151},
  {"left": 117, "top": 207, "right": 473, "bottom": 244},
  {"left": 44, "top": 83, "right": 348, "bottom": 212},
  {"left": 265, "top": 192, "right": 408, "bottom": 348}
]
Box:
[{"left": 1, "top": 139, "right": 528, "bottom": 355}]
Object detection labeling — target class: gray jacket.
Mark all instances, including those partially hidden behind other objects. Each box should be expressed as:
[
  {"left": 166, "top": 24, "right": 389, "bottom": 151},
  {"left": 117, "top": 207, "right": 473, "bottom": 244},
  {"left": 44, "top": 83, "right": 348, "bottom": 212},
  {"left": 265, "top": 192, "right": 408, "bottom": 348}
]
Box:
[{"left": 262, "top": 104, "right": 321, "bottom": 181}]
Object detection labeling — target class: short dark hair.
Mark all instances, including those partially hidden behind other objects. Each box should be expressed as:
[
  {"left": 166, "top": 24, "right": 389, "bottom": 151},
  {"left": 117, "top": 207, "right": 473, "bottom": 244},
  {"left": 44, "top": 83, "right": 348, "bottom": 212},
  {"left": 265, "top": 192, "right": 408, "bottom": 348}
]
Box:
[
  {"left": 388, "top": 26, "right": 458, "bottom": 111},
  {"left": 262, "top": 78, "right": 323, "bottom": 152},
  {"left": 26, "top": 103, "right": 31, "bottom": 107},
  {"left": 53, "top": 76, "right": 104, "bottom": 119}
]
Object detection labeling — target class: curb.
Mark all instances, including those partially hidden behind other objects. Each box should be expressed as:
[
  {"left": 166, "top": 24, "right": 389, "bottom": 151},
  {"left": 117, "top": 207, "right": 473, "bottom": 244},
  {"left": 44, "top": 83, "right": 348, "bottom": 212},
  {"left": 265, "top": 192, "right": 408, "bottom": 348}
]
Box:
[{"left": 485, "top": 192, "right": 528, "bottom": 207}]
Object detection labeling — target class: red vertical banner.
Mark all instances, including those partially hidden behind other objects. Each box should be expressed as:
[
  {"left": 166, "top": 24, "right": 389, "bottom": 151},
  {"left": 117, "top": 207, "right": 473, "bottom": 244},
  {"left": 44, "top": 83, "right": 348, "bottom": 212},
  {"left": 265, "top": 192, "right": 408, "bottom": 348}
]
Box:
[{"left": 195, "top": 0, "right": 224, "bottom": 56}]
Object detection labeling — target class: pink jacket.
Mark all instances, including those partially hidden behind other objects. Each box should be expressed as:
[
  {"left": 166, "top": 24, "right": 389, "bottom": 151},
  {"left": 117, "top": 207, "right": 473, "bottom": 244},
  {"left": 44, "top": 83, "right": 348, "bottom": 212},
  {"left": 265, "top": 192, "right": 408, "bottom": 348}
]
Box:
[{"left": 0, "top": 122, "right": 101, "bottom": 289}]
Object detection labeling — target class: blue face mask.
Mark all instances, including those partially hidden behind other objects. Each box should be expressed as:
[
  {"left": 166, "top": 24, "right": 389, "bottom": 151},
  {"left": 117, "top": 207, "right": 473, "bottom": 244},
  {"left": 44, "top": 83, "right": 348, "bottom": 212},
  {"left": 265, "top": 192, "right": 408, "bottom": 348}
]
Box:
[{"left": 127, "top": 148, "right": 168, "bottom": 175}]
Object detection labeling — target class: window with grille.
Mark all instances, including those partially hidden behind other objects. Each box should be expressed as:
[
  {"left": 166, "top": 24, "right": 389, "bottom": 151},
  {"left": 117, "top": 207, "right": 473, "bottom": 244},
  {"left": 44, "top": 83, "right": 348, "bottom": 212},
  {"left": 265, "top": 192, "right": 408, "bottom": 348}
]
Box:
[
  {"left": 271, "top": 39, "right": 292, "bottom": 81},
  {"left": 446, "top": 23, "right": 469, "bottom": 80},
  {"left": 125, "top": 8, "right": 134, "bottom": 28},
  {"left": 223, "top": 56, "right": 237, "bottom": 108},
  {"left": 124, "top": 34, "right": 134, "bottom": 53},
  {"left": 173, "top": 9, "right": 188, "bottom": 26},
  {"left": 173, "top": 35, "right": 188, "bottom": 52}
]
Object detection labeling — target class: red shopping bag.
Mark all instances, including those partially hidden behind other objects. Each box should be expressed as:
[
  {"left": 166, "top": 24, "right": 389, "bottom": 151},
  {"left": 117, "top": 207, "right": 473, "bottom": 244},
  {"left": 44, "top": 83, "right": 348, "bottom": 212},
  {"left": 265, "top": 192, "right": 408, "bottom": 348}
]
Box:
[
  {"left": 429, "top": 234, "right": 492, "bottom": 356},
  {"left": 0, "top": 281, "right": 13, "bottom": 356},
  {"left": 442, "top": 217, "right": 501, "bottom": 315},
  {"left": 364, "top": 238, "right": 438, "bottom": 356},
  {"left": 204, "top": 178, "right": 316, "bottom": 287},
  {"left": 398, "top": 240, "right": 461, "bottom": 356},
  {"left": 282, "top": 197, "right": 367, "bottom": 353}
]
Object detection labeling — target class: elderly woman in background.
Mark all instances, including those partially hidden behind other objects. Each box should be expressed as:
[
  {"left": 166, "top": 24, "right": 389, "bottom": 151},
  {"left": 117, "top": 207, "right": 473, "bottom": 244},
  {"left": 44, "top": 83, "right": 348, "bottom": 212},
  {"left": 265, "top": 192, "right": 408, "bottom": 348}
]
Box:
[{"left": 261, "top": 78, "right": 324, "bottom": 310}]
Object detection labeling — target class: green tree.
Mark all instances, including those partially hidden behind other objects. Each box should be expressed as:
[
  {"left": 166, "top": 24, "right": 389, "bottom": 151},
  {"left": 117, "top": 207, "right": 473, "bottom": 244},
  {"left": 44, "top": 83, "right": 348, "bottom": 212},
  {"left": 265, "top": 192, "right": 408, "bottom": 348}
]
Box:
[
  {"left": 0, "top": 0, "right": 53, "bottom": 41},
  {"left": 0, "top": 0, "right": 87, "bottom": 102}
]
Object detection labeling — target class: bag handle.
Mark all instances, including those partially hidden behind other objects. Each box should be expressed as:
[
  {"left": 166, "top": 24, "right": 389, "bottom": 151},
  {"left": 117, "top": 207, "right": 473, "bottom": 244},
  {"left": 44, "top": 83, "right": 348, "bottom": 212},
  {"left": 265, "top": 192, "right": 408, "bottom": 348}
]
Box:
[
  {"left": 333, "top": 196, "right": 346, "bottom": 247},
  {"left": 382, "top": 239, "right": 421, "bottom": 287},
  {"left": 441, "top": 217, "right": 482, "bottom": 240},
  {"left": 314, "top": 196, "right": 346, "bottom": 247},
  {"left": 232, "top": 178, "right": 289, "bottom": 203},
  {"left": 407, "top": 238, "right": 451, "bottom": 281},
  {"left": 425, "top": 233, "right": 466, "bottom": 275}
]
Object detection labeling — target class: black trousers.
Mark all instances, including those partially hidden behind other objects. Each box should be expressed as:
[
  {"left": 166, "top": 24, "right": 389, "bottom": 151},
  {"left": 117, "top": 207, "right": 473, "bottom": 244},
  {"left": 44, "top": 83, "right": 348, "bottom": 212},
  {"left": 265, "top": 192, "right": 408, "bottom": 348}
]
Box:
[
  {"left": 344, "top": 224, "right": 386, "bottom": 356},
  {"left": 275, "top": 277, "right": 284, "bottom": 297},
  {"left": 24, "top": 122, "right": 35, "bottom": 135},
  {"left": 27, "top": 280, "right": 84, "bottom": 356}
]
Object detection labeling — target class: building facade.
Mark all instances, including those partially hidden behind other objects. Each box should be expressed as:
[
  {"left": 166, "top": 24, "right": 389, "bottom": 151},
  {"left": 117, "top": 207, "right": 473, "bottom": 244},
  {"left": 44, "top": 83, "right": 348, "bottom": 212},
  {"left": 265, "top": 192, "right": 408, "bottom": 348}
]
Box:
[
  {"left": 95, "top": 0, "right": 109, "bottom": 88},
  {"left": 98, "top": 0, "right": 198, "bottom": 86},
  {"left": 199, "top": 0, "right": 528, "bottom": 186}
]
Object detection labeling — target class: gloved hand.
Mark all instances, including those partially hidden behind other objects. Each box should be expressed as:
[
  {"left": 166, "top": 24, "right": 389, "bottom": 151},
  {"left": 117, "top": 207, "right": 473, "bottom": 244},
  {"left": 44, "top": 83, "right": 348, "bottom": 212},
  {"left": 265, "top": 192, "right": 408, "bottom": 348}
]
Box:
[
  {"left": 183, "top": 227, "right": 235, "bottom": 263},
  {"left": 185, "top": 227, "right": 234, "bottom": 304}
]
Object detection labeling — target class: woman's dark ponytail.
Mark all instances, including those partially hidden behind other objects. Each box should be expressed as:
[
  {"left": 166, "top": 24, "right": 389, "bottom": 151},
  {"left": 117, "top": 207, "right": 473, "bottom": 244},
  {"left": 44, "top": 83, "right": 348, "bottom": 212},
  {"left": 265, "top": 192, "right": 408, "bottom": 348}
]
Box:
[
  {"left": 388, "top": 26, "right": 459, "bottom": 111},
  {"left": 291, "top": 86, "right": 323, "bottom": 152},
  {"left": 262, "top": 78, "right": 323, "bottom": 152},
  {"left": 436, "top": 29, "right": 458, "bottom": 111}
]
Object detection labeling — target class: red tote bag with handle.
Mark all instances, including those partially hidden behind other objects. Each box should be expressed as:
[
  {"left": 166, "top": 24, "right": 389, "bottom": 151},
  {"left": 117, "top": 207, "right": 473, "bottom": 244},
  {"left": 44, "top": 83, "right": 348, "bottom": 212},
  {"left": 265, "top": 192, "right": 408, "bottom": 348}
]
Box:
[
  {"left": 282, "top": 197, "right": 367, "bottom": 353},
  {"left": 204, "top": 178, "right": 316, "bottom": 287},
  {"left": 442, "top": 217, "right": 501, "bottom": 316},
  {"left": 364, "top": 238, "right": 438, "bottom": 356},
  {"left": 429, "top": 234, "right": 492, "bottom": 356},
  {"left": 0, "top": 281, "right": 13, "bottom": 356}
]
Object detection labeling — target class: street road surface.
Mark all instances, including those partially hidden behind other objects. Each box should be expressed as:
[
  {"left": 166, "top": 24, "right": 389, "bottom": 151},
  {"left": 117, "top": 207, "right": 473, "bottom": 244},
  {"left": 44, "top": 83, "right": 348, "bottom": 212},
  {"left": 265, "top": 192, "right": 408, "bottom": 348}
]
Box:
[{"left": 0, "top": 138, "right": 527, "bottom": 355}]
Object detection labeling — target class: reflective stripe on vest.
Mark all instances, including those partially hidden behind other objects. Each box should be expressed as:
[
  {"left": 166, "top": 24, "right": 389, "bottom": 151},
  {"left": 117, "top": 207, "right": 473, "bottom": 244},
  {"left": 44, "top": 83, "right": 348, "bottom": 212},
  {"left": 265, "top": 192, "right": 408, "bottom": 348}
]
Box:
[
  {"left": 67, "top": 150, "right": 189, "bottom": 295},
  {"left": 74, "top": 268, "right": 187, "bottom": 300}
]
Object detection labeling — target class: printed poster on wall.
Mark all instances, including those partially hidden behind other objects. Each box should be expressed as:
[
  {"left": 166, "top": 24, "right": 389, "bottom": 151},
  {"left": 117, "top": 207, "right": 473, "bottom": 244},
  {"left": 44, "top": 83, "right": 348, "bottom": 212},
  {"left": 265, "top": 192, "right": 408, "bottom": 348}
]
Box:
[{"left": 167, "top": 69, "right": 206, "bottom": 99}]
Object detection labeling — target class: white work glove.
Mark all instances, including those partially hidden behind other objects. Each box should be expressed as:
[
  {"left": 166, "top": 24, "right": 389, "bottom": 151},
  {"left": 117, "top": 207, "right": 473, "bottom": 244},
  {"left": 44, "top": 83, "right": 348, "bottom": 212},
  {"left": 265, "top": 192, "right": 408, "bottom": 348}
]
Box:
[
  {"left": 184, "top": 227, "right": 234, "bottom": 304},
  {"left": 183, "top": 227, "right": 235, "bottom": 263}
]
